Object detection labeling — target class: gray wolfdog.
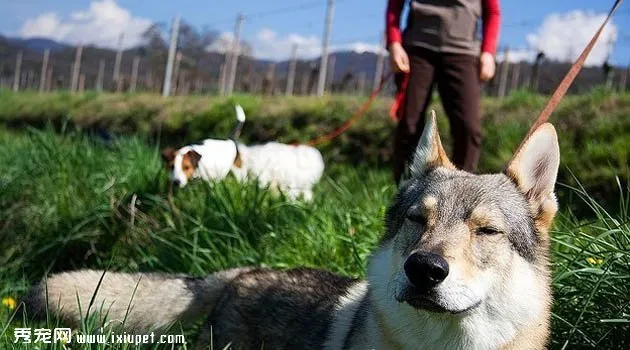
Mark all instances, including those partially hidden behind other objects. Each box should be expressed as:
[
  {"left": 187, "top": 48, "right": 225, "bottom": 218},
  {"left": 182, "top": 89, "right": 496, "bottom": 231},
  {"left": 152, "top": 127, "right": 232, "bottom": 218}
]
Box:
[{"left": 23, "top": 113, "right": 560, "bottom": 349}]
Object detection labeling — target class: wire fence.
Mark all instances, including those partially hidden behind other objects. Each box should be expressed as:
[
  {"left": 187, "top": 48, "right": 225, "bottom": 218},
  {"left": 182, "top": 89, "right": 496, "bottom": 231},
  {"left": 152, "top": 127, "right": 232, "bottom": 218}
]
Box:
[{"left": 3, "top": 44, "right": 628, "bottom": 98}]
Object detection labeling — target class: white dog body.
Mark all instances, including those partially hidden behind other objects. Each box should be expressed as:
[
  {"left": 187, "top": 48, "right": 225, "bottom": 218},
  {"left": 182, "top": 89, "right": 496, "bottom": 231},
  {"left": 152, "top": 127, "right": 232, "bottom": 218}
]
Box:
[
  {"left": 164, "top": 104, "right": 325, "bottom": 200},
  {"left": 231, "top": 142, "right": 325, "bottom": 201}
]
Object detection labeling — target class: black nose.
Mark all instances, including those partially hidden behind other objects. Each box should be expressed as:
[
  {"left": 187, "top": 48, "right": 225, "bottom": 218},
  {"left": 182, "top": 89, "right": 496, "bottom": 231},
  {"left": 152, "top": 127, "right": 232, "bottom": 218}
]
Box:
[
  {"left": 173, "top": 179, "right": 181, "bottom": 186},
  {"left": 404, "top": 251, "right": 449, "bottom": 290}
]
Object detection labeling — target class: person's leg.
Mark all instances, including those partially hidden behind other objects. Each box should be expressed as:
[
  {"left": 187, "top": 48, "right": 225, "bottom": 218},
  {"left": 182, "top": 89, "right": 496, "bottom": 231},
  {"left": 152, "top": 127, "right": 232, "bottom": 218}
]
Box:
[
  {"left": 436, "top": 53, "right": 482, "bottom": 172},
  {"left": 393, "top": 47, "right": 437, "bottom": 183}
]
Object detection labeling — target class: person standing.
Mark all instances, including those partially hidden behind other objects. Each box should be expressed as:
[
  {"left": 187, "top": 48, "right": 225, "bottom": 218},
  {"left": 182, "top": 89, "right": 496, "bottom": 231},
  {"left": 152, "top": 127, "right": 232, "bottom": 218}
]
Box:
[{"left": 387, "top": 0, "right": 501, "bottom": 183}]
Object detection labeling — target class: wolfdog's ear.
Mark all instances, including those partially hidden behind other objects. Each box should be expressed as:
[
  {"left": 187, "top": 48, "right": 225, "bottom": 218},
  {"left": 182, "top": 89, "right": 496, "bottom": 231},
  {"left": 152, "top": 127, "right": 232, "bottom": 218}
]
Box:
[
  {"left": 505, "top": 123, "right": 560, "bottom": 216},
  {"left": 409, "top": 111, "right": 455, "bottom": 177}
]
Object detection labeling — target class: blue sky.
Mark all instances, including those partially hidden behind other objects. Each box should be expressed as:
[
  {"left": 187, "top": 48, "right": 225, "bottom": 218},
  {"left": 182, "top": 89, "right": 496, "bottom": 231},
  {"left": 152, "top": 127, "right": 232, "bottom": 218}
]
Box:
[{"left": 1, "top": 0, "right": 629, "bottom": 65}]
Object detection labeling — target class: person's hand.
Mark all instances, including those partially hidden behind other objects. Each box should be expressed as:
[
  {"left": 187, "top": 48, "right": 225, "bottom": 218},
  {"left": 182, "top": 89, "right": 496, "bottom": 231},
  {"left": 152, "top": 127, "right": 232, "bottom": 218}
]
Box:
[
  {"left": 389, "top": 42, "right": 410, "bottom": 73},
  {"left": 479, "top": 52, "right": 496, "bottom": 81}
]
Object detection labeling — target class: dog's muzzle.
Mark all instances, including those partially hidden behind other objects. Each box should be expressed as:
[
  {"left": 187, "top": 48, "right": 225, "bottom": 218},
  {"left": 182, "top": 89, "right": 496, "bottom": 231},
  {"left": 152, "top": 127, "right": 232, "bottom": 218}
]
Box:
[
  {"left": 404, "top": 251, "right": 449, "bottom": 291},
  {"left": 397, "top": 251, "right": 452, "bottom": 312}
]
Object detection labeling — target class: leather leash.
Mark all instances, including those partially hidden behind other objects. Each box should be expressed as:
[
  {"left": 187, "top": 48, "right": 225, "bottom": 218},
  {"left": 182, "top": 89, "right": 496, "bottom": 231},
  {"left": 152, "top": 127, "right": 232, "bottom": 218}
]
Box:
[{"left": 299, "top": 71, "right": 394, "bottom": 146}]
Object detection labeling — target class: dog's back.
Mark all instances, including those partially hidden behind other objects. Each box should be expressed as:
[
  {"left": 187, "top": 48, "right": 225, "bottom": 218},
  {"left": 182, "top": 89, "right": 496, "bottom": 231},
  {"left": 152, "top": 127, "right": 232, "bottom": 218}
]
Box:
[
  {"left": 197, "top": 268, "right": 358, "bottom": 349},
  {"left": 233, "top": 142, "right": 324, "bottom": 200},
  {"left": 194, "top": 139, "right": 238, "bottom": 180}
]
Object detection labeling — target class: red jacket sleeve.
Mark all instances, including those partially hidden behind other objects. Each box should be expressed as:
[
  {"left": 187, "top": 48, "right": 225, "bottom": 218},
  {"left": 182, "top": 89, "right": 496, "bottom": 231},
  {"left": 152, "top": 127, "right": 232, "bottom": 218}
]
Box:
[
  {"left": 481, "top": 0, "right": 501, "bottom": 55},
  {"left": 386, "top": 0, "right": 405, "bottom": 47}
]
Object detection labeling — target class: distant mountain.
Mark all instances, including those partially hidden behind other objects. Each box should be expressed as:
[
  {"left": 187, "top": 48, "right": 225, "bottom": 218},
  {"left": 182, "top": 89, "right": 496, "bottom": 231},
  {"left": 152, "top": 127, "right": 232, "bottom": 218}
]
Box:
[
  {"left": 273, "top": 51, "right": 382, "bottom": 83},
  {"left": 4, "top": 37, "right": 68, "bottom": 53}
]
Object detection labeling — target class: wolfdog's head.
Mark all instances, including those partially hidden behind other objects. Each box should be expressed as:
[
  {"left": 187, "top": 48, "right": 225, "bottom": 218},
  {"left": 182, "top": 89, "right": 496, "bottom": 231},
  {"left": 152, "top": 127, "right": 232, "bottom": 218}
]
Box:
[{"left": 375, "top": 113, "right": 559, "bottom": 323}]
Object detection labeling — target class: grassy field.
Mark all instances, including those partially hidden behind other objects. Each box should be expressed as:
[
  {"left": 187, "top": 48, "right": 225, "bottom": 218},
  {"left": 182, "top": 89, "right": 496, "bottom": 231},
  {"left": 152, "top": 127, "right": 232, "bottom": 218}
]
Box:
[
  {"left": 0, "top": 91, "right": 629, "bottom": 348},
  {"left": 0, "top": 89, "right": 628, "bottom": 208}
]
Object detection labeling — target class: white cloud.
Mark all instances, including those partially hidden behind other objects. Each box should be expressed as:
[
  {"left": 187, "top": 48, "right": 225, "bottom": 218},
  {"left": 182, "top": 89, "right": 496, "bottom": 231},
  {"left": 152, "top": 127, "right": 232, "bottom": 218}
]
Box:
[
  {"left": 17, "top": 0, "right": 152, "bottom": 49},
  {"left": 496, "top": 48, "right": 537, "bottom": 63},
  {"left": 207, "top": 28, "right": 320, "bottom": 60},
  {"left": 19, "top": 13, "right": 72, "bottom": 41},
  {"left": 254, "top": 28, "right": 321, "bottom": 60},
  {"left": 206, "top": 32, "right": 234, "bottom": 54},
  {"left": 526, "top": 10, "right": 617, "bottom": 66}
]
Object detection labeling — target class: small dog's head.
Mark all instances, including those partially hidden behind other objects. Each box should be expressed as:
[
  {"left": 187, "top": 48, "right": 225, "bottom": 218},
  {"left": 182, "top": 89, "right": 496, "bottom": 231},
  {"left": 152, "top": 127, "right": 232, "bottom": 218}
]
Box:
[
  {"left": 161, "top": 147, "right": 202, "bottom": 188},
  {"left": 382, "top": 113, "right": 559, "bottom": 316}
]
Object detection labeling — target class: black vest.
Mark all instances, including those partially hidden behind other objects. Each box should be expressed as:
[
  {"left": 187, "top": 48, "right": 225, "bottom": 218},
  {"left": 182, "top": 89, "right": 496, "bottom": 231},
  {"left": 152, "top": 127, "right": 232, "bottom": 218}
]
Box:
[{"left": 403, "top": 0, "right": 482, "bottom": 55}]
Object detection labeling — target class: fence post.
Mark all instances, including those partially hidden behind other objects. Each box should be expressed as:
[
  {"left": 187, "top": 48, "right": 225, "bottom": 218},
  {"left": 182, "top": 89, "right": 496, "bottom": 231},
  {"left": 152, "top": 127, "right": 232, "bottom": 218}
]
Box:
[
  {"left": 263, "top": 63, "right": 276, "bottom": 95},
  {"left": 113, "top": 33, "right": 124, "bottom": 90},
  {"left": 373, "top": 33, "right": 386, "bottom": 92},
  {"left": 326, "top": 54, "right": 336, "bottom": 92},
  {"left": 96, "top": 59, "right": 105, "bottom": 92},
  {"left": 510, "top": 62, "right": 521, "bottom": 92},
  {"left": 78, "top": 73, "right": 85, "bottom": 93},
  {"left": 70, "top": 45, "right": 83, "bottom": 93},
  {"left": 357, "top": 72, "right": 366, "bottom": 95},
  {"left": 39, "top": 49, "right": 50, "bottom": 93},
  {"left": 45, "top": 65, "right": 53, "bottom": 92},
  {"left": 146, "top": 70, "right": 154, "bottom": 92},
  {"left": 300, "top": 70, "right": 310, "bottom": 95},
  {"left": 530, "top": 52, "right": 544, "bottom": 92},
  {"left": 497, "top": 47, "right": 509, "bottom": 98},
  {"left": 194, "top": 77, "right": 202, "bottom": 94},
  {"left": 172, "top": 51, "right": 182, "bottom": 95},
  {"left": 226, "top": 13, "right": 244, "bottom": 96},
  {"left": 26, "top": 70, "right": 35, "bottom": 90},
  {"left": 130, "top": 56, "right": 140, "bottom": 92},
  {"left": 285, "top": 43, "right": 298, "bottom": 96},
  {"left": 219, "top": 62, "right": 227, "bottom": 95},
  {"left": 179, "top": 70, "right": 189, "bottom": 95},
  {"left": 116, "top": 74, "right": 124, "bottom": 92},
  {"left": 603, "top": 62, "right": 614, "bottom": 90},
  {"left": 12, "top": 51, "right": 23, "bottom": 92},
  {"left": 316, "top": 0, "right": 335, "bottom": 96},
  {"left": 162, "top": 15, "right": 180, "bottom": 97}
]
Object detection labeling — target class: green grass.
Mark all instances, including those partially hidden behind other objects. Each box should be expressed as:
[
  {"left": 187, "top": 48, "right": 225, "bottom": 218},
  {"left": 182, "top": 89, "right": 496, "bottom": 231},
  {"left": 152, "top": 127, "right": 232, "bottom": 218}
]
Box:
[
  {"left": 0, "top": 125, "right": 628, "bottom": 348},
  {"left": 0, "top": 89, "right": 628, "bottom": 209},
  {"left": 0, "top": 126, "right": 391, "bottom": 349}
]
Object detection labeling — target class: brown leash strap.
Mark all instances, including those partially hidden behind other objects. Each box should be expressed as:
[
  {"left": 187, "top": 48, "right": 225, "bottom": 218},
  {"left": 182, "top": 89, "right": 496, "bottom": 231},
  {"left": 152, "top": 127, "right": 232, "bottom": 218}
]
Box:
[
  {"left": 512, "top": 0, "right": 623, "bottom": 156},
  {"left": 298, "top": 71, "right": 394, "bottom": 146}
]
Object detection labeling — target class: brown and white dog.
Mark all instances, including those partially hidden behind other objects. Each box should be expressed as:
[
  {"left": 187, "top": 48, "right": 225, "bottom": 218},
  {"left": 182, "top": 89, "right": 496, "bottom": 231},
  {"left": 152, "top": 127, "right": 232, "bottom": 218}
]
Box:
[
  {"left": 162, "top": 105, "right": 325, "bottom": 201},
  {"left": 161, "top": 105, "right": 246, "bottom": 188},
  {"left": 161, "top": 141, "right": 239, "bottom": 188}
]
